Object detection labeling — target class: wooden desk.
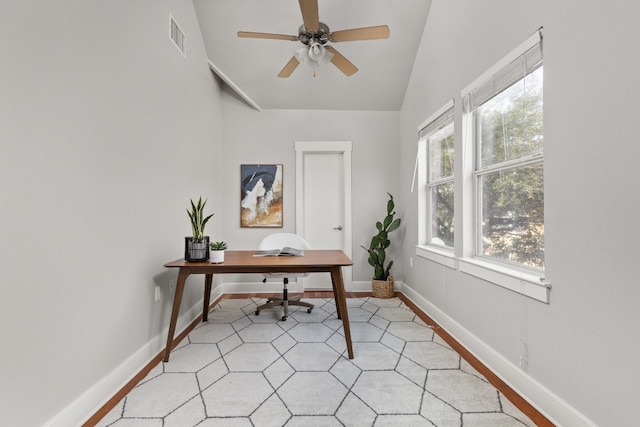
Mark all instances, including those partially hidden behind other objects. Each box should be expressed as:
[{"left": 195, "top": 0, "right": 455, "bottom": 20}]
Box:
[{"left": 163, "top": 250, "right": 354, "bottom": 362}]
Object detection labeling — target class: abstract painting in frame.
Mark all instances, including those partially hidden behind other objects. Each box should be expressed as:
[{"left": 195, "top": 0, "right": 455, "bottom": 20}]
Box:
[{"left": 240, "top": 164, "right": 283, "bottom": 228}]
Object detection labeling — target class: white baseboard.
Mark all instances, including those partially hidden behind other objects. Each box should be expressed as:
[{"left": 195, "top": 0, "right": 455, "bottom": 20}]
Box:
[
  {"left": 400, "top": 283, "right": 597, "bottom": 427},
  {"left": 221, "top": 280, "right": 392, "bottom": 295},
  {"left": 349, "top": 280, "right": 374, "bottom": 292},
  {"left": 43, "top": 288, "right": 222, "bottom": 427},
  {"left": 222, "top": 280, "right": 302, "bottom": 294}
]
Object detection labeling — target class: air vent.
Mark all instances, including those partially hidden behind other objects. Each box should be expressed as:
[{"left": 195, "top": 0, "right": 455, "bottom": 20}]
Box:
[{"left": 170, "top": 15, "right": 186, "bottom": 56}]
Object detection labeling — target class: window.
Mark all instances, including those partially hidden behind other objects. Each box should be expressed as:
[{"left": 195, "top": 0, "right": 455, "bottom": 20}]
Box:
[
  {"left": 464, "top": 30, "right": 544, "bottom": 272},
  {"left": 419, "top": 104, "right": 455, "bottom": 248},
  {"left": 414, "top": 30, "right": 548, "bottom": 302}
]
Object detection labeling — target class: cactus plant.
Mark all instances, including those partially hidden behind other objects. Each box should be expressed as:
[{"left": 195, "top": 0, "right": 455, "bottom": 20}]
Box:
[{"left": 361, "top": 193, "right": 401, "bottom": 281}]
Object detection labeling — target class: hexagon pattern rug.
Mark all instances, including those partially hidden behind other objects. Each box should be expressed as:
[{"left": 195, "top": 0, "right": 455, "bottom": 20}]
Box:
[{"left": 97, "top": 297, "right": 535, "bottom": 427}]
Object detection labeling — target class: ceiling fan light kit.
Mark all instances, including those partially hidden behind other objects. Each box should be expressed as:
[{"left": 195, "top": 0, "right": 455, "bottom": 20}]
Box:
[
  {"left": 238, "top": 0, "right": 389, "bottom": 78},
  {"left": 295, "top": 41, "right": 333, "bottom": 76}
]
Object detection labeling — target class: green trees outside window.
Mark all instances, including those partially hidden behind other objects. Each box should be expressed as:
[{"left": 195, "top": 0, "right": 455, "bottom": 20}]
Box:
[{"left": 476, "top": 66, "right": 544, "bottom": 269}]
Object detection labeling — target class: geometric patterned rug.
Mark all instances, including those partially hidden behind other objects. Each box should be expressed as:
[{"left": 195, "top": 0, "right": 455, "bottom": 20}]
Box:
[{"left": 95, "top": 297, "right": 535, "bottom": 426}]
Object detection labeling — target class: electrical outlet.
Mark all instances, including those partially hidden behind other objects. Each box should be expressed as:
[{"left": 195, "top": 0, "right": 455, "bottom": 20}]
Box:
[
  {"left": 169, "top": 279, "right": 176, "bottom": 294},
  {"left": 154, "top": 286, "right": 161, "bottom": 302},
  {"left": 409, "top": 257, "right": 413, "bottom": 268}
]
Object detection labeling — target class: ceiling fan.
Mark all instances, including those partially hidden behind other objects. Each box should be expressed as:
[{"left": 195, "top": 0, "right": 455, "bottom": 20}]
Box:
[{"left": 237, "top": 0, "right": 390, "bottom": 77}]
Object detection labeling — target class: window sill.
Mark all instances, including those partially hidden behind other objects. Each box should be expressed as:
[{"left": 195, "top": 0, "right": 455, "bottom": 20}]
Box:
[
  {"left": 415, "top": 247, "right": 550, "bottom": 303},
  {"left": 458, "top": 258, "right": 550, "bottom": 303},
  {"left": 416, "top": 245, "right": 457, "bottom": 269}
]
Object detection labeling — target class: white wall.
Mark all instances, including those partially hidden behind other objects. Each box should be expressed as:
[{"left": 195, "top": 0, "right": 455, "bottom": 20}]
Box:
[
  {"left": 5, "top": 1, "right": 639, "bottom": 425},
  {"left": 0, "top": 1, "right": 223, "bottom": 426},
  {"left": 400, "top": 1, "right": 640, "bottom": 426},
  {"left": 219, "top": 92, "right": 401, "bottom": 284}
]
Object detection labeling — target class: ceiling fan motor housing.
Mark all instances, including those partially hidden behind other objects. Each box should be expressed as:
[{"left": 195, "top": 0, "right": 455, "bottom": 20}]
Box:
[{"left": 298, "top": 22, "right": 330, "bottom": 45}]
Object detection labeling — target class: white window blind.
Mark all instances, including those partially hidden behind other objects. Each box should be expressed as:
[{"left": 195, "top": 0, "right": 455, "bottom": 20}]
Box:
[
  {"left": 419, "top": 105, "right": 455, "bottom": 140},
  {"left": 464, "top": 28, "right": 543, "bottom": 111}
]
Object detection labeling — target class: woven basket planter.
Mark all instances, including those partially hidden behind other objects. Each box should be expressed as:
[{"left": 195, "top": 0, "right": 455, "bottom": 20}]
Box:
[{"left": 372, "top": 276, "right": 395, "bottom": 299}]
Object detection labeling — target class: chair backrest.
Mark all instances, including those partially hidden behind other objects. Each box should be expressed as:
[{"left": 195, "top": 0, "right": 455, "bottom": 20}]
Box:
[
  {"left": 259, "top": 233, "right": 311, "bottom": 279},
  {"left": 258, "top": 233, "right": 311, "bottom": 251}
]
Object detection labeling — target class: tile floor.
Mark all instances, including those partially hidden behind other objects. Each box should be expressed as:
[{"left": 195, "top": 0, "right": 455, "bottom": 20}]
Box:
[{"left": 96, "top": 297, "right": 535, "bottom": 426}]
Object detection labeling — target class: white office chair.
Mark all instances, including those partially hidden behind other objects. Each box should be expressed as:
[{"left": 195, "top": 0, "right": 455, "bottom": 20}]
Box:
[{"left": 254, "top": 233, "right": 314, "bottom": 321}]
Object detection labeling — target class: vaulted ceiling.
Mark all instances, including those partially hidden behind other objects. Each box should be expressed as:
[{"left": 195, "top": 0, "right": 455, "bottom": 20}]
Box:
[{"left": 193, "top": 0, "right": 431, "bottom": 111}]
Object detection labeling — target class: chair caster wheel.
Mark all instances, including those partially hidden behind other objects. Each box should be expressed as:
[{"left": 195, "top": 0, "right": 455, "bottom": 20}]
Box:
[
  {"left": 281, "top": 316, "right": 287, "bottom": 321},
  {"left": 255, "top": 310, "right": 260, "bottom": 316},
  {"left": 307, "top": 308, "right": 312, "bottom": 313}
]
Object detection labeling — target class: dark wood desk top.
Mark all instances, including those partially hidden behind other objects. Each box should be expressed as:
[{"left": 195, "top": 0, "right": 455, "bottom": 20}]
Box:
[{"left": 164, "top": 250, "right": 353, "bottom": 274}]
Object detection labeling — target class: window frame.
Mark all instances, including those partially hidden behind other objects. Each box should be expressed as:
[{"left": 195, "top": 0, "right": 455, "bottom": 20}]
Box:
[
  {"left": 413, "top": 30, "right": 550, "bottom": 302},
  {"left": 416, "top": 100, "right": 458, "bottom": 269},
  {"left": 425, "top": 104, "right": 455, "bottom": 250},
  {"left": 473, "top": 154, "right": 544, "bottom": 269},
  {"left": 460, "top": 29, "right": 549, "bottom": 302}
]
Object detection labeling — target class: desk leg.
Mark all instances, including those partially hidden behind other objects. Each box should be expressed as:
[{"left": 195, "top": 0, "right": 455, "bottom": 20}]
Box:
[
  {"left": 330, "top": 278, "right": 341, "bottom": 320},
  {"left": 203, "top": 274, "right": 213, "bottom": 322},
  {"left": 331, "top": 267, "right": 353, "bottom": 359},
  {"left": 164, "top": 268, "right": 189, "bottom": 362}
]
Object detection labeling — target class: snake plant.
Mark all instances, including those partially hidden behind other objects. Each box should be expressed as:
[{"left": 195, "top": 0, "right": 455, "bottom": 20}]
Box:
[{"left": 187, "top": 197, "right": 214, "bottom": 241}]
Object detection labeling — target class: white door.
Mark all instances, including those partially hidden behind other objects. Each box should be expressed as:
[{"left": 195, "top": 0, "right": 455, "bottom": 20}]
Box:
[{"left": 296, "top": 141, "right": 352, "bottom": 290}]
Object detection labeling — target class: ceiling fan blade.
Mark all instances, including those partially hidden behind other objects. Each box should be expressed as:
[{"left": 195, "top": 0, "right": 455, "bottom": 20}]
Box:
[
  {"left": 298, "top": 0, "right": 320, "bottom": 31},
  {"left": 325, "top": 46, "right": 358, "bottom": 76},
  {"left": 237, "top": 31, "right": 299, "bottom": 41},
  {"left": 278, "top": 56, "right": 301, "bottom": 78},
  {"left": 330, "top": 25, "right": 390, "bottom": 42}
]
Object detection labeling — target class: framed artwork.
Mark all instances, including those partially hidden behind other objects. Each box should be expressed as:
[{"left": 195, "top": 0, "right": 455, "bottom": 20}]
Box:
[{"left": 240, "top": 164, "right": 283, "bottom": 228}]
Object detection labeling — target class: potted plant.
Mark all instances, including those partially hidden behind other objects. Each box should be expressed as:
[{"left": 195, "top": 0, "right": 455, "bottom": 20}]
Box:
[
  {"left": 209, "top": 241, "right": 228, "bottom": 263},
  {"left": 361, "top": 192, "right": 401, "bottom": 298},
  {"left": 185, "top": 196, "right": 214, "bottom": 262}
]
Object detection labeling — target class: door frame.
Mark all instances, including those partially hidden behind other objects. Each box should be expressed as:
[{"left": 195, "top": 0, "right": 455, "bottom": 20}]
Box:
[{"left": 295, "top": 141, "right": 353, "bottom": 290}]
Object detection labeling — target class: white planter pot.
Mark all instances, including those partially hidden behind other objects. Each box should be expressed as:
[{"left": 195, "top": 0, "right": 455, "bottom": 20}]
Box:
[{"left": 210, "top": 250, "right": 225, "bottom": 264}]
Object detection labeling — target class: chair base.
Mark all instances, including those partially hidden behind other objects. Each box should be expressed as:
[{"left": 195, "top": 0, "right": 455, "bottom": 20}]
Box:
[{"left": 255, "top": 296, "right": 314, "bottom": 321}]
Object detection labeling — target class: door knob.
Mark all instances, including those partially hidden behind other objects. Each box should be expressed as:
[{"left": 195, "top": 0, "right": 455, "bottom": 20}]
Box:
[{"left": 333, "top": 225, "right": 343, "bottom": 230}]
